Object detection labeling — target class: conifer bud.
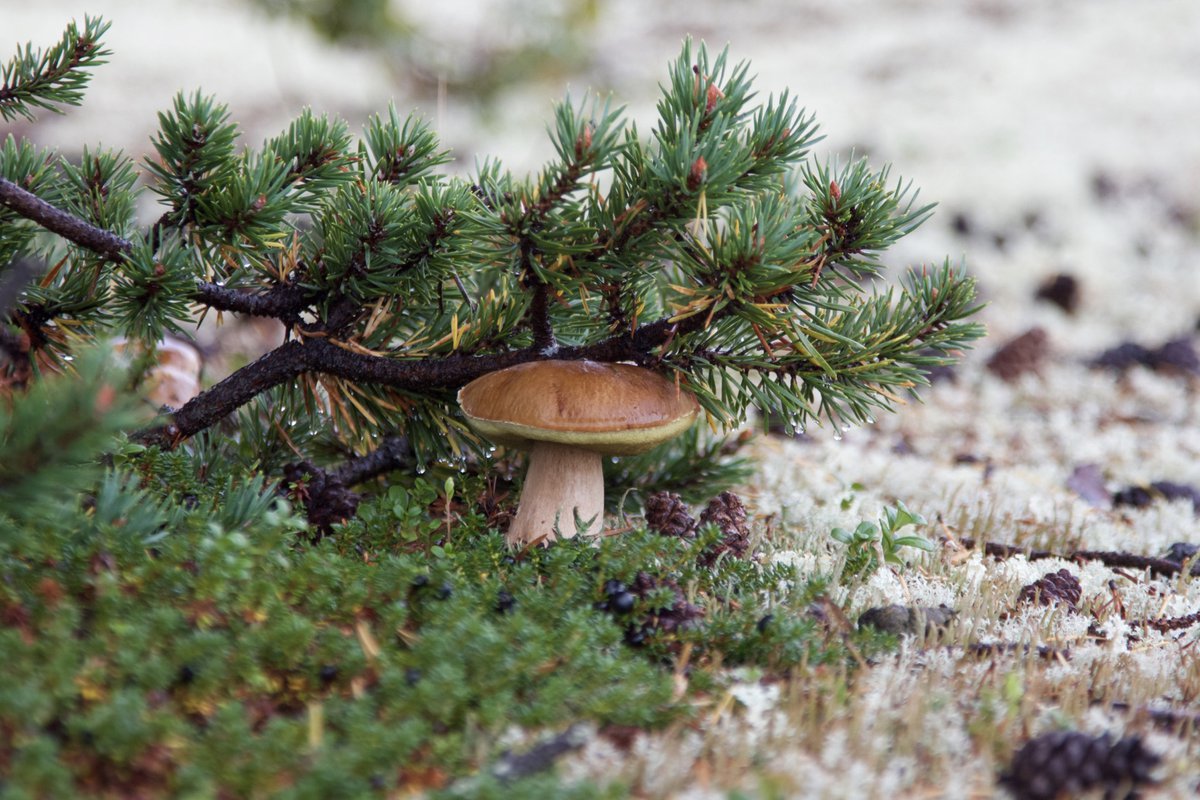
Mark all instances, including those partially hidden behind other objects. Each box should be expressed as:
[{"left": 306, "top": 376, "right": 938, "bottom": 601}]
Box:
[
  {"left": 830, "top": 180, "right": 841, "bottom": 203},
  {"left": 574, "top": 123, "right": 593, "bottom": 160},
  {"left": 687, "top": 156, "right": 707, "bottom": 191},
  {"left": 705, "top": 83, "right": 724, "bottom": 115}
]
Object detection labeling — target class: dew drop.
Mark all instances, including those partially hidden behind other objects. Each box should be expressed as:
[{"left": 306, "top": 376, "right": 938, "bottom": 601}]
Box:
[
  {"left": 832, "top": 431, "right": 843, "bottom": 441},
  {"left": 416, "top": 466, "right": 427, "bottom": 475}
]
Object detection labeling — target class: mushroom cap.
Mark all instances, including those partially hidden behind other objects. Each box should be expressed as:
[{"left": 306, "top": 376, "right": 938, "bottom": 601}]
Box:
[{"left": 457, "top": 360, "right": 700, "bottom": 456}]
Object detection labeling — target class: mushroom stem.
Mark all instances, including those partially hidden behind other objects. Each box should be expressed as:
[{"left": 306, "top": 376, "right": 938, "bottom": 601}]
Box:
[{"left": 507, "top": 441, "right": 604, "bottom": 546}]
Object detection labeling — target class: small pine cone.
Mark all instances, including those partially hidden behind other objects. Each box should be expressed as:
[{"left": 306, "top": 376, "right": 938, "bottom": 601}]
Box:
[
  {"left": 625, "top": 571, "right": 704, "bottom": 645},
  {"left": 1017, "top": 568, "right": 1082, "bottom": 611},
  {"left": 697, "top": 491, "right": 750, "bottom": 566},
  {"left": 999, "top": 730, "right": 1159, "bottom": 800},
  {"left": 644, "top": 491, "right": 697, "bottom": 539}
]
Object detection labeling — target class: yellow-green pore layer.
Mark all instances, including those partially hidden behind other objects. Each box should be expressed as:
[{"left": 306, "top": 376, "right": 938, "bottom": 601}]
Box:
[{"left": 457, "top": 360, "right": 700, "bottom": 456}]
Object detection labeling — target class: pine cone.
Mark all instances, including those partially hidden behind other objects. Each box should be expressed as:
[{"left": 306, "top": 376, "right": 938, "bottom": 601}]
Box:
[
  {"left": 696, "top": 491, "right": 750, "bottom": 566},
  {"left": 623, "top": 570, "right": 704, "bottom": 647},
  {"left": 1017, "top": 569, "right": 1082, "bottom": 611},
  {"left": 999, "top": 730, "right": 1158, "bottom": 799},
  {"left": 644, "top": 491, "right": 697, "bottom": 539}
]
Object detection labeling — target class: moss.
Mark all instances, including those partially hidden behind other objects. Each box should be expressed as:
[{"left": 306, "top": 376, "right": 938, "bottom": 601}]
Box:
[{"left": 0, "top": 449, "right": 881, "bottom": 796}]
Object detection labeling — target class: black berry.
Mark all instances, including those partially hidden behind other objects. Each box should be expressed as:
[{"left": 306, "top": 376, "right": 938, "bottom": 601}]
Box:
[
  {"left": 495, "top": 590, "right": 516, "bottom": 614},
  {"left": 603, "top": 579, "right": 626, "bottom": 597},
  {"left": 610, "top": 591, "right": 636, "bottom": 614}
]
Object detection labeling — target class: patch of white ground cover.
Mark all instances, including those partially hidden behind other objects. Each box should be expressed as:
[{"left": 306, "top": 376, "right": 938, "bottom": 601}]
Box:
[
  {"left": 559, "top": 626, "right": 1194, "bottom": 797},
  {"left": 559, "top": 350, "right": 1199, "bottom": 794},
  {"left": 560, "top": 593, "right": 1197, "bottom": 796},
  {"left": 748, "top": 351, "right": 1199, "bottom": 556}
]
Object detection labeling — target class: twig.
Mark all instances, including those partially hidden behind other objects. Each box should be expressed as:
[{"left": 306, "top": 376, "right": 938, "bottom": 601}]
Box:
[
  {"left": 330, "top": 435, "right": 412, "bottom": 486},
  {"left": 193, "top": 280, "right": 313, "bottom": 320},
  {"left": 958, "top": 537, "right": 1184, "bottom": 578},
  {"left": 1108, "top": 702, "right": 1200, "bottom": 734},
  {"left": 282, "top": 435, "right": 415, "bottom": 534},
  {"left": 0, "top": 176, "right": 132, "bottom": 261},
  {"left": 1126, "top": 611, "right": 1200, "bottom": 633}
]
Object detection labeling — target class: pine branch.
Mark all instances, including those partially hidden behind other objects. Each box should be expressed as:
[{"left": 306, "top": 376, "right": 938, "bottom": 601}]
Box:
[
  {"left": 3, "top": 152, "right": 975, "bottom": 449},
  {"left": 0, "top": 16, "right": 111, "bottom": 122},
  {"left": 134, "top": 298, "right": 713, "bottom": 447},
  {"left": 0, "top": 347, "right": 138, "bottom": 511},
  {"left": 4, "top": 34, "right": 984, "bottom": 477}
]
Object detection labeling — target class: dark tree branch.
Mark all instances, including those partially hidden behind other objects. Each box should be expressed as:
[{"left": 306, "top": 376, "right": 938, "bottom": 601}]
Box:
[
  {"left": 137, "top": 304, "right": 707, "bottom": 446},
  {"left": 135, "top": 339, "right": 310, "bottom": 446},
  {"left": 1, "top": 167, "right": 727, "bottom": 450},
  {"left": 0, "top": 176, "right": 132, "bottom": 261},
  {"left": 330, "top": 435, "right": 413, "bottom": 486},
  {"left": 1, "top": 163, "right": 723, "bottom": 448},
  {"left": 528, "top": 280, "right": 555, "bottom": 351},
  {"left": 192, "top": 280, "right": 313, "bottom": 319},
  {"left": 279, "top": 435, "right": 413, "bottom": 534}
]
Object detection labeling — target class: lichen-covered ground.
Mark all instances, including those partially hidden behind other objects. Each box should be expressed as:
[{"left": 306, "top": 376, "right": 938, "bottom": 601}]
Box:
[{"left": 11, "top": 0, "right": 1200, "bottom": 795}]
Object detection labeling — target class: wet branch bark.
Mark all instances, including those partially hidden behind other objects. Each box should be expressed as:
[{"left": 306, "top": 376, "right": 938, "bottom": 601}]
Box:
[{"left": 193, "top": 281, "right": 313, "bottom": 320}]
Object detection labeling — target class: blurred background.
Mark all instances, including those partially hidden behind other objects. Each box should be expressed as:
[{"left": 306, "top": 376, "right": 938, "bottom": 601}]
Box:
[{"left": 5, "top": 0, "right": 1200, "bottom": 372}]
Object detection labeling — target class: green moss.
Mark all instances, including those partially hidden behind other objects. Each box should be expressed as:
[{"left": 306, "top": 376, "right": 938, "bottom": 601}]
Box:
[{"left": 0, "top": 452, "right": 882, "bottom": 796}]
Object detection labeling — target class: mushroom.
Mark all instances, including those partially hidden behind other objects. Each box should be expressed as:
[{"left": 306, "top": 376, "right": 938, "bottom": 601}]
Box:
[{"left": 458, "top": 360, "right": 700, "bottom": 546}]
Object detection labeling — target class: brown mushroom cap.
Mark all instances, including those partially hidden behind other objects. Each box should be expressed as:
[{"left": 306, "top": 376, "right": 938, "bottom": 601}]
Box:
[{"left": 458, "top": 360, "right": 700, "bottom": 456}]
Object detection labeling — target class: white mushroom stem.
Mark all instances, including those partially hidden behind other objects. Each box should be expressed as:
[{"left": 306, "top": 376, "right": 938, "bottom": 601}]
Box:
[{"left": 507, "top": 441, "right": 605, "bottom": 546}]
